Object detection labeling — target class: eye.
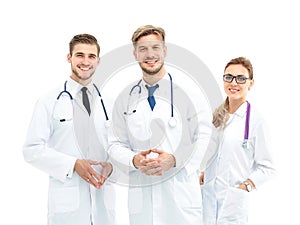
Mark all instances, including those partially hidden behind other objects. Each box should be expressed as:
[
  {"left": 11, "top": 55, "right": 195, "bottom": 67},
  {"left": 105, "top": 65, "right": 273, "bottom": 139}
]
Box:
[
  {"left": 75, "top": 53, "right": 84, "bottom": 58},
  {"left": 138, "top": 47, "right": 147, "bottom": 52},
  {"left": 236, "top": 76, "right": 246, "bottom": 82},
  {"left": 224, "top": 75, "right": 233, "bottom": 81},
  {"left": 89, "top": 54, "right": 97, "bottom": 59}
]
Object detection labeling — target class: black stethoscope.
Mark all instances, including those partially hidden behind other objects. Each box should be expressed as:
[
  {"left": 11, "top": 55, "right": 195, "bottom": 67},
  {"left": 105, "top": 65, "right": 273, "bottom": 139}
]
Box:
[
  {"left": 57, "top": 81, "right": 110, "bottom": 126},
  {"left": 126, "top": 73, "right": 177, "bottom": 128},
  {"left": 242, "top": 101, "right": 251, "bottom": 149}
]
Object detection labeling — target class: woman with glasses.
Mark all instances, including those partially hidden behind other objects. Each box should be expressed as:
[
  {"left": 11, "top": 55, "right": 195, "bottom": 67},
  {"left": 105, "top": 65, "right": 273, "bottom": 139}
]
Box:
[{"left": 200, "top": 57, "right": 275, "bottom": 225}]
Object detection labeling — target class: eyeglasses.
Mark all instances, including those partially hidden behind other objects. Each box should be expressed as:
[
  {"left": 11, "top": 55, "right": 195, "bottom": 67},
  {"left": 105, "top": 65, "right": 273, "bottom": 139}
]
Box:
[{"left": 223, "top": 74, "right": 251, "bottom": 84}]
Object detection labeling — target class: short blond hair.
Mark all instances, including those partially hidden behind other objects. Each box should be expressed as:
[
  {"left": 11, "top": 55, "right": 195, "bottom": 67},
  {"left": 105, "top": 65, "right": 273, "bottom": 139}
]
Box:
[{"left": 131, "top": 25, "right": 165, "bottom": 46}]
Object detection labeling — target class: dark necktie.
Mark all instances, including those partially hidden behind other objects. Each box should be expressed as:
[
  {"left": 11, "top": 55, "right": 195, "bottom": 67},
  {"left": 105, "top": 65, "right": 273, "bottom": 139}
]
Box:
[
  {"left": 81, "top": 87, "right": 91, "bottom": 115},
  {"left": 146, "top": 84, "right": 159, "bottom": 111}
]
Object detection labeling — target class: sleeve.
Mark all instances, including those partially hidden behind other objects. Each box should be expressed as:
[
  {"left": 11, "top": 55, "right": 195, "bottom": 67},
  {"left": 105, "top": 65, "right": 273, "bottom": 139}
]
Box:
[
  {"left": 200, "top": 127, "right": 220, "bottom": 171},
  {"left": 248, "top": 118, "right": 276, "bottom": 188},
  {"left": 173, "top": 85, "right": 213, "bottom": 176},
  {"left": 107, "top": 98, "right": 136, "bottom": 171},
  {"left": 23, "top": 97, "right": 77, "bottom": 183}
]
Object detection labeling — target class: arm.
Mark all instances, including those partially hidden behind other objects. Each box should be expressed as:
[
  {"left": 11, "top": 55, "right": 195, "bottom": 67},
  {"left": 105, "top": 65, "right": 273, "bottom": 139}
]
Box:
[
  {"left": 23, "top": 98, "right": 77, "bottom": 183},
  {"left": 174, "top": 98, "right": 213, "bottom": 177},
  {"left": 247, "top": 119, "right": 276, "bottom": 188}
]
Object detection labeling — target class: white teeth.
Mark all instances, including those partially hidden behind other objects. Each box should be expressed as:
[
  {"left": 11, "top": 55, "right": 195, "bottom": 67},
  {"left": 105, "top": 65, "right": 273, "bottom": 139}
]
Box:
[
  {"left": 81, "top": 67, "right": 89, "bottom": 71},
  {"left": 145, "top": 59, "right": 156, "bottom": 63}
]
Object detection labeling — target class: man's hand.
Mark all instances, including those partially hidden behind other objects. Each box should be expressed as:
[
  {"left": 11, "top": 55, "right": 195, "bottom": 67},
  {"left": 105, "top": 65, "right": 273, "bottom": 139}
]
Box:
[
  {"left": 74, "top": 159, "right": 102, "bottom": 189},
  {"left": 151, "top": 148, "right": 176, "bottom": 174},
  {"left": 133, "top": 150, "right": 152, "bottom": 168},
  {"left": 199, "top": 172, "right": 204, "bottom": 185},
  {"left": 97, "top": 162, "right": 113, "bottom": 186},
  {"left": 138, "top": 149, "right": 176, "bottom": 176}
]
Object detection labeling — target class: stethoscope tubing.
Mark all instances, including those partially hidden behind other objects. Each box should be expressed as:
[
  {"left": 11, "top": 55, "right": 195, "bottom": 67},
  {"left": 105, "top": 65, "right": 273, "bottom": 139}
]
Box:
[
  {"left": 57, "top": 81, "right": 109, "bottom": 121},
  {"left": 129, "top": 73, "right": 174, "bottom": 119}
]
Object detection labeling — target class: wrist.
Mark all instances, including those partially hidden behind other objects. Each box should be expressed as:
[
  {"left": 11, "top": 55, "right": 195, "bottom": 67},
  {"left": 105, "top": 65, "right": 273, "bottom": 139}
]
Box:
[
  {"left": 243, "top": 180, "right": 254, "bottom": 192},
  {"left": 132, "top": 155, "right": 139, "bottom": 168},
  {"left": 107, "top": 163, "right": 113, "bottom": 177},
  {"left": 171, "top": 154, "right": 176, "bottom": 167}
]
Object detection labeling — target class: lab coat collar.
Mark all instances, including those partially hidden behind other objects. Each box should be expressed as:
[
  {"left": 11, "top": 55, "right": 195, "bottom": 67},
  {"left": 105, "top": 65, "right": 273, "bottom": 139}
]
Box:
[
  {"left": 67, "top": 78, "right": 95, "bottom": 96},
  {"left": 141, "top": 72, "right": 169, "bottom": 91},
  {"left": 233, "top": 101, "right": 248, "bottom": 118}
]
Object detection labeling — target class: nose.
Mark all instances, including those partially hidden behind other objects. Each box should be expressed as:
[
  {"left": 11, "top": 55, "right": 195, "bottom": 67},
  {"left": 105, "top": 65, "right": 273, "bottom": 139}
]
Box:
[
  {"left": 83, "top": 56, "right": 90, "bottom": 63},
  {"left": 81, "top": 56, "right": 94, "bottom": 66},
  {"left": 143, "top": 47, "right": 156, "bottom": 59},
  {"left": 231, "top": 77, "right": 238, "bottom": 85}
]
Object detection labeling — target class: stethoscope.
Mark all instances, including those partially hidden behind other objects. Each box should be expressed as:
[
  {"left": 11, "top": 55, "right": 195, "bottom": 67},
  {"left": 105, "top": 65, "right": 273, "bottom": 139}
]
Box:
[
  {"left": 126, "top": 73, "right": 177, "bottom": 128},
  {"left": 242, "top": 101, "right": 251, "bottom": 149},
  {"left": 57, "top": 81, "right": 110, "bottom": 127}
]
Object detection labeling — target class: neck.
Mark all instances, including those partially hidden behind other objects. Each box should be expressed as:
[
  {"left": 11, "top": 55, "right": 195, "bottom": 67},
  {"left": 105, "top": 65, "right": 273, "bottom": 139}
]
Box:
[
  {"left": 228, "top": 99, "right": 247, "bottom": 114},
  {"left": 143, "top": 68, "right": 166, "bottom": 85},
  {"left": 70, "top": 75, "right": 92, "bottom": 86}
]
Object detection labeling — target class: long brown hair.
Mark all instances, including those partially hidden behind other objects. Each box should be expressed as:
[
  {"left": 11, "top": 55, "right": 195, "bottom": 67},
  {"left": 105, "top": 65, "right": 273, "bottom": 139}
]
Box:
[{"left": 212, "top": 57, "right": 253, "bottom": 128}]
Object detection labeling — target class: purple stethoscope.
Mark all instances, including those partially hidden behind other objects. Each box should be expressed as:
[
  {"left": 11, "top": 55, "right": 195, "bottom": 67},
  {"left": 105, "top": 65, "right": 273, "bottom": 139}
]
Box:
[{"left": 242, "top": 101, "right": 251, "bottom": 149}]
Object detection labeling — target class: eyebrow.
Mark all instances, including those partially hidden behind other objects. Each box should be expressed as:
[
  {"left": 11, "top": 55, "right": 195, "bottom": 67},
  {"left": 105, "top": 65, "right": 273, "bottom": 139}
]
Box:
[
  {"left": 74, "top": 52, "right": 97, "bottom": 57},
  {"left": 224, "top": 74, "right": 247, "bottom": 77}
]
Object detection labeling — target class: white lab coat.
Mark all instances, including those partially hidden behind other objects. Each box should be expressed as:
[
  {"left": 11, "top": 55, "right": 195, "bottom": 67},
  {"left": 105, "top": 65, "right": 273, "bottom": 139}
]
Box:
[
  {"left": 201, "top": 102, "right": 276, "bottom": 225},
  {"left": 108, "top": 74, "right": 212, "bottom": 225},
  {"left": 23, "top": 79, "right": 116, "bottom": 225}
]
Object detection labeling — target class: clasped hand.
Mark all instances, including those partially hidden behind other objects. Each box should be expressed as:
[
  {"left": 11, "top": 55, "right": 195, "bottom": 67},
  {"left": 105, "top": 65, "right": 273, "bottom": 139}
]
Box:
[
  {"left": 133, "top": 149, "right": 176, "bottom": 176},
  {"left": 74, "top": 159, "right": 112, "bottom": 189}
]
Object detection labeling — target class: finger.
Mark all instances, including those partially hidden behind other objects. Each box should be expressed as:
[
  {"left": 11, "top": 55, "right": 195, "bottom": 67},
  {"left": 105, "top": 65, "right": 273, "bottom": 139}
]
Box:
[
  {"left": 150, "top": 148, "right": 164, "bottom": 154},
  {"left": 146, "top": 166, "right": 163, "bottom": 176},
  {"left": 98, "top": 176, "right": 107, "bottom": 186},
  {"left": 140, "top": 164, "right": 162, "bottom": 175},
  {"left": 90, "top": 169, "right": 102, "bottom": 183},
  {"left": 88, "top": 174, "right": 101, "bottom": 189},
  {"left": 140, "top": 158, "right": 159, "bottom": 165},
  {"left": 141, "top": 161, "right": 159, "bottom": 168},
  {"left": 139, "top": 149, "right": 152, "bottom": 156},
  {"left": 87, "top": 159, "right": 99, "bottom": 165},
  {"left": 98, "top": 161, "right": 106, "bottom": 167}
]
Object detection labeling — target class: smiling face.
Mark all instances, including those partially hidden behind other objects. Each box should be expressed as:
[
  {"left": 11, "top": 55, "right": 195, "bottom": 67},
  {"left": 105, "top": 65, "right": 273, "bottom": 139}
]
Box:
[
  {"left": 223, "top": 64, "right": 254, "bottom": 104},
  {"left": 67, "top": 43, "right": 100, "bottom": 85},
  {"left": 133, "top": 34, "right": 166, "bottom": 77}
]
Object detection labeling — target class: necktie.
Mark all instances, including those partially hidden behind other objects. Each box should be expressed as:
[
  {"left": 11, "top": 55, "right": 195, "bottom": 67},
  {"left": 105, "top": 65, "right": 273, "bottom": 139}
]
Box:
[
  {"left": 81, "top": 87, "right": 91, "bottom": 115},
  {"left": 146, "top": 84, "right": 159, "bottom": 111}
]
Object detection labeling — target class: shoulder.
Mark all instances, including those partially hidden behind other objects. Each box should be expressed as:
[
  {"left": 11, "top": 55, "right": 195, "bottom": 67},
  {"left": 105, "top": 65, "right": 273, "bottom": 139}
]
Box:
[
  {"left": 34, "top": 83, "right": 64, "bottom": 109},
  {"left": 248, "top": 103, "right": 270, "bottom": 132}
]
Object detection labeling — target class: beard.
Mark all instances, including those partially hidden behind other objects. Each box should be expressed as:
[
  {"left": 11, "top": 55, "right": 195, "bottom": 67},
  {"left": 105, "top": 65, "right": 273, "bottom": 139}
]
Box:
[
  {"left": 139, "top": 62, "right": 164, "bottom": 75},
  {"left": 71, "top": 66, "right": 95, "bottom": 81}
]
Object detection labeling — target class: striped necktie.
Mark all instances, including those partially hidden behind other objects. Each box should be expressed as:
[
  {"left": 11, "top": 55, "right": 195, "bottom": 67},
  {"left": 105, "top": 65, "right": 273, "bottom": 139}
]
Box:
[
  {"left": 81, "top": 87, "right": 91, "bottom": 115},
  {"left": 146, "top": 84, "right": 159, "bottom": 111}
]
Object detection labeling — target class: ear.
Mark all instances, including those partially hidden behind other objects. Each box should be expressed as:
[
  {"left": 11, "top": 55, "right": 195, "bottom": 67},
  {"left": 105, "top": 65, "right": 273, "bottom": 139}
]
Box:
[
  {"left": 133, "top": 49, "right": 138, "bottom": 61},
  {"left": 97, "top": 57, "right": 101, "bottom": 65},
  {"left": 163, "top": 45, "right": 167, "bottom": 58},
  {"left": 248, "top": 79, "right": 254, "bottom": 90},
  {"left": 67, "top": 53, "right": 71, "bottom": 63}
]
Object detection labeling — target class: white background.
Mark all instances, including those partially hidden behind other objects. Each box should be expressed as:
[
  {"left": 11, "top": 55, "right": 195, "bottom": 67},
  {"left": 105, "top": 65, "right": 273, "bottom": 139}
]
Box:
[{"left": 1, "top": 0, "right": 299, "bottom": 224}]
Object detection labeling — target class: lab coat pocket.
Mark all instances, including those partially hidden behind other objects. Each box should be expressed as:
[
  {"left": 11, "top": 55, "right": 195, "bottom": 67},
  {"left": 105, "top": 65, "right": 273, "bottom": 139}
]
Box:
[
  {"left": 219, "top": 187, "right": 249, "bottom": 221},
  {"left": 52, "top": 96, "right": 73, "bottom": 122},
  {"left": 128, "top": 188, "right": 143, "bottom": 214},
  {"left": 48, "top": 186, "right": 80, "bottom": 213}
]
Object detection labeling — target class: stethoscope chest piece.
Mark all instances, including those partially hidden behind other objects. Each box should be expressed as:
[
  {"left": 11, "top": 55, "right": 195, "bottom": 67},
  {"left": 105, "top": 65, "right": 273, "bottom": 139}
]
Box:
[
  {"left": 168, "top": 117, "right": 177, "bottom": 128},
  {"left": 242, "top": 139, "right": 249, "bottom": 149},
  {"left": 104, "top": 120, "right": 111, "bottom": 128}
]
